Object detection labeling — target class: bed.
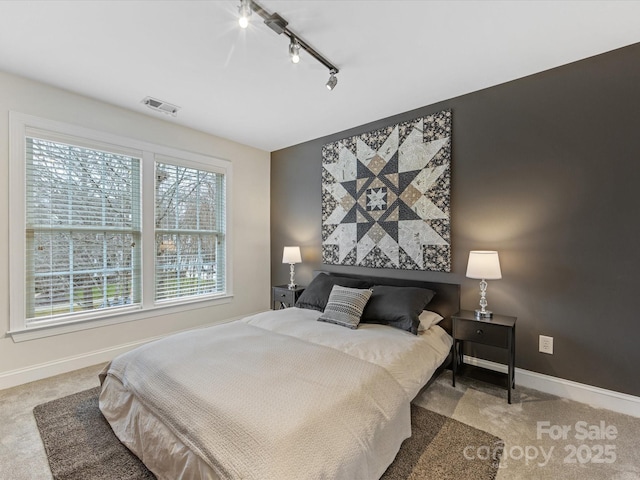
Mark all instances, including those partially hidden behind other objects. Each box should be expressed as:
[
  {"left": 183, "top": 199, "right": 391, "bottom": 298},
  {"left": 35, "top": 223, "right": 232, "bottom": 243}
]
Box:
[{"left": 99, "top": 272, "right": 459, "bottom": 480}]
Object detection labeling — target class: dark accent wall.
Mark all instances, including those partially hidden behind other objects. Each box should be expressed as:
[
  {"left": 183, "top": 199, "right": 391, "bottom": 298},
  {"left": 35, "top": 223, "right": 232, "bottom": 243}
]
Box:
[{"left": 271, "top": 43, "right": 640, "bottom": 397}]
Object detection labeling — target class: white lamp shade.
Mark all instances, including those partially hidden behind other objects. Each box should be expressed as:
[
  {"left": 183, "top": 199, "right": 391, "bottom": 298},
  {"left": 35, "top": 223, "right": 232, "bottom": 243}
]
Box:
[
  {"left": 466, "top": 251, "right": 502, "bottom": 280},
  {"left": 282, "top": 246, "right": 302, "bottom": 264}
]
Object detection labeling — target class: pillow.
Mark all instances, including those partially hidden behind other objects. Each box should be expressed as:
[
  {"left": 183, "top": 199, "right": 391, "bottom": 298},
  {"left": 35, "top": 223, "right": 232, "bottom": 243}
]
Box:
[
  {"left": 317, "top": 285, "right": 373, "bottom": 329},
  {"left": 361, "top": 285, "right": 436, "bottom": 335},
  {"left": 295, "top": 273, "right": 372, "bottom": 312},
  {"left": 418, "top": 310, "right": 444, "bottom": 332}
]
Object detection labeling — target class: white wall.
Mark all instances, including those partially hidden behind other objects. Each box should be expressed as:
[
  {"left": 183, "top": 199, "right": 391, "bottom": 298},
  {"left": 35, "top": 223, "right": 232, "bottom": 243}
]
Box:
[{"left": 0, "top": 71, "right": 271, "bottom": 388}]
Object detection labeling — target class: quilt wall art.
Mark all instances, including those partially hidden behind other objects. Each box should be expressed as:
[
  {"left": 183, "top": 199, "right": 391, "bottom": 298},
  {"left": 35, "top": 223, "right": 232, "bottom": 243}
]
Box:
[{"left": 321, "top": 109, "right": 452, "bottom": 272}]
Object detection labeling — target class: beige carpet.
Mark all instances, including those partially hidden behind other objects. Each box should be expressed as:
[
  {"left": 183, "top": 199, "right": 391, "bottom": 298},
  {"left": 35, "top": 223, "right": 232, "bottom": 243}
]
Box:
[{"left": 33, "top": 387, "right": 502, "bottom": 480}]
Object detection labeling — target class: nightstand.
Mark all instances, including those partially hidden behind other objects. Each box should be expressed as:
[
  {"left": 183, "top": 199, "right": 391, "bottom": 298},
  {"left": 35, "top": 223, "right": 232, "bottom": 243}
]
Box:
[
  {"left": 272, "top": 285, "right": 305, "bottom": 309},
  {"left": 452, "top": 310, "right": 517, "bottom": 404}
]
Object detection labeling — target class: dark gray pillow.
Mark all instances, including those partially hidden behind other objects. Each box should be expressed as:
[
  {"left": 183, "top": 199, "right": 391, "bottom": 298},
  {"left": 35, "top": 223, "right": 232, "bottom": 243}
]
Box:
[
  {"left": 317, "top": 285, "right": 373, "bottom": 329},
  {"left": 295, "top": 273, "right": 372, "bottom": 312},
  {"left": 361, "top": 285, "right": 436, "bottom": 334}
]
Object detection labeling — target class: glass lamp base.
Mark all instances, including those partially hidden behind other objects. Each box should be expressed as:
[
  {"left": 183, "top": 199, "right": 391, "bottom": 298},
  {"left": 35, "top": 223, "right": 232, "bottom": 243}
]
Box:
[
  {"left": 475, "top": 309, "right": 493, "bottom": 319},
  {"left": 288, "top": 263, "right": 297, "bottom": 290}
]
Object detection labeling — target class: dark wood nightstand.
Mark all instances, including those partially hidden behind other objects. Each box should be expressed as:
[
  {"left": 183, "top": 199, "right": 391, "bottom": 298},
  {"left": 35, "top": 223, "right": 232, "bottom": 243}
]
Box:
[
  {"left": 272, "top": 285, "right": 305, "bottom": 309},
  {"left": 452, "top": 310, "right": 517, "bottom": 404}
]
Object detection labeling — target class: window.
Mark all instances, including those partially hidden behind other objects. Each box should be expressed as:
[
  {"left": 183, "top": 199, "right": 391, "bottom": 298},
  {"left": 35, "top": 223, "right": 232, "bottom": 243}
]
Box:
[
  {"left": 9, "top": 113, "right": 231, "bottom": 338},
  {"left": 155, "top": 160, "right": 226, "bottom": 301},
  {"left": 25, "top": 137, "right": 141, "bottom": 324}
]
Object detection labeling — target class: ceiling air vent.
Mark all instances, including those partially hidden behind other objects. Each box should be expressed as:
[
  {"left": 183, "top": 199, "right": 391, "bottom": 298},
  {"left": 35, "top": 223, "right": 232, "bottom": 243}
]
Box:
[{"left": 141, "top": 96, "right": 180, "bottom": 117}]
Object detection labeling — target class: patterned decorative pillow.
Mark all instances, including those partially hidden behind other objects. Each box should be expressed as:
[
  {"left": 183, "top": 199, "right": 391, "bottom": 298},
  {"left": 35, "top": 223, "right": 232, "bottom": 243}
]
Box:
[
  {"left": 295, "top": 273, "right": 372, "bottom": 312},
  {"left": 317, "top": 285, "right": 373, "bottom": 329}
]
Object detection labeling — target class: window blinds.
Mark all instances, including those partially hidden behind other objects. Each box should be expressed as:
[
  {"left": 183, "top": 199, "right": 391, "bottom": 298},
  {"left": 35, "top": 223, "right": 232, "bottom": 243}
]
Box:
[
  {"left": 154, "top": 162, "right": 226, "bottom": 301},
  {"left": 25, "top": 137, "right": 141, "bottom": 324}
]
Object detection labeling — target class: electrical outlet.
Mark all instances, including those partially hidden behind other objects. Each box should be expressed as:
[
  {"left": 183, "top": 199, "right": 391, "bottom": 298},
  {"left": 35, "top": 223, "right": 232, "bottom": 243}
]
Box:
[{"left": 539, "top": 335, "right": 554, "bottom": 354}]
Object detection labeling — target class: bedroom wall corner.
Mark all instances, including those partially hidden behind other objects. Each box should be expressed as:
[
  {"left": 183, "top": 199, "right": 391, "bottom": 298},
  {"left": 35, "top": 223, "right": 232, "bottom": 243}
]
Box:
[{"left": 0, "top": 70, "right": 271, "bottom": 389}]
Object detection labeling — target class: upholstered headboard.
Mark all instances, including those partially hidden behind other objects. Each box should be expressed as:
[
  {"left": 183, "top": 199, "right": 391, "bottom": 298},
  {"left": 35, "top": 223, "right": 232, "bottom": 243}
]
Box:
[{"left": 312, "top": 270, "right": 460, "bottom": 334}]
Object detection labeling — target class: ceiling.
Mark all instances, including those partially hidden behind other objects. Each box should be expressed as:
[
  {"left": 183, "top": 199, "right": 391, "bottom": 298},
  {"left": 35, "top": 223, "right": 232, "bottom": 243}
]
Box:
[{"left": 1, "top": 1, "right": 639, "bottom": 152}]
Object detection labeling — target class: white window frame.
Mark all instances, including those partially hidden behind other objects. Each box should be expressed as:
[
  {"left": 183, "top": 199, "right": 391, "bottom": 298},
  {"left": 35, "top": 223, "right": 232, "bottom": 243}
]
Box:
[
  {"left": 9, "top": 112, "right": 233, "bottom": 342},
  {"left": 153, "top": 156, "right": 227, "bottom": 304}
]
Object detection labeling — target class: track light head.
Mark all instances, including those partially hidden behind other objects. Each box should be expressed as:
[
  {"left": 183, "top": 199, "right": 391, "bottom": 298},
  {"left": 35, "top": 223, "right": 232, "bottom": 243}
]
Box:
[
  {"left": 326, "top": 69, "right": 338, "bottom": 91},
  {"left": 289, "top": 39, "right": 301, "bottom": 64},
  {"left": 238, "top": 0, "right": 252, "bottom": 29}
]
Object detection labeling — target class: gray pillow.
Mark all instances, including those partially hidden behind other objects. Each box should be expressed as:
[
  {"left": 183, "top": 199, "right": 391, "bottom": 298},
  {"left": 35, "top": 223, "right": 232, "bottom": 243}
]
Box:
[
  {"left": 295, "top": 273, "right": 372, "bottom": 312},
  {"left": 361, "top": 285, "right": 436, "bottom": 334},
  {"left": 317, "top": 285, "right": 373, "bottom": 329}
]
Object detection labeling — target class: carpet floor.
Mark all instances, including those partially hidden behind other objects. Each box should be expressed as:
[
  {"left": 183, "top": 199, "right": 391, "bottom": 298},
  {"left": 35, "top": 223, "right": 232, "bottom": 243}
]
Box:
[{"left": 33, "top": 386, "right": 502, "bottom": 480}]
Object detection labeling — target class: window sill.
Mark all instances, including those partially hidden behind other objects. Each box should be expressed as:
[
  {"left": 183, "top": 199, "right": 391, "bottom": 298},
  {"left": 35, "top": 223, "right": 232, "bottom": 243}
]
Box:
[{"left": 7, "top": 294, "right": 234, "bottom": 342}]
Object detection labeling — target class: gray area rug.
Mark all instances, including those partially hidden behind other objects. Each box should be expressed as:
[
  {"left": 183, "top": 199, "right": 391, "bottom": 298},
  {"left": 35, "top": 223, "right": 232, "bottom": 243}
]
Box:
[
  {"left": 34, "top": 387, "right": 502, "bottom": 480},
  {"left": 33, "top": 387, "right": 154, "bottom": 480}
]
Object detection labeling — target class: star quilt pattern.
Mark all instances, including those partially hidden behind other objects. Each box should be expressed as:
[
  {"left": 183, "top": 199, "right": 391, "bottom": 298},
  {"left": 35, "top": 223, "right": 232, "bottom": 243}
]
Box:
[{"left": 321, "top": 110, "right": 451, "bottom": 272}]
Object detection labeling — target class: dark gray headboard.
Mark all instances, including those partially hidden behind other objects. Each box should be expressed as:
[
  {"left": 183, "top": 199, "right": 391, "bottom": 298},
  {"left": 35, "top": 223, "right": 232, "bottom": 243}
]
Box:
[{"left": 313, "top": 270, "right": 460, "bottom": 334}]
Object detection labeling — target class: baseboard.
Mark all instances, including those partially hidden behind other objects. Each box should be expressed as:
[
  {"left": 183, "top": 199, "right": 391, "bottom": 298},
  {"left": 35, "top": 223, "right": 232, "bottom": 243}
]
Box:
[
  {"left": 0, "top": 338, "right": 153, "bottom": 390},
  {"left": 0, "top": 312, "right": 265, "bottom": 391},
  {"left": 463, "top": 355, "right": 640, "bottom": 418}
]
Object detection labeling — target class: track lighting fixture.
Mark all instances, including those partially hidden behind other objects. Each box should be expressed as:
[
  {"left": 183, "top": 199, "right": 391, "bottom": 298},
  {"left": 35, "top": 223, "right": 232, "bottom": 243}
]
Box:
[
  {"left": 237, "top": 0, "right": 340, "bottom": 89},
  {"left": 238, "top": 0, "right": 251, "bottom": 29},
  {"left": 289, "top": 38, "right": 301, "bottom": 64},
  {"left": 326, "top": 69, "right": 338, "bottom": 91}
]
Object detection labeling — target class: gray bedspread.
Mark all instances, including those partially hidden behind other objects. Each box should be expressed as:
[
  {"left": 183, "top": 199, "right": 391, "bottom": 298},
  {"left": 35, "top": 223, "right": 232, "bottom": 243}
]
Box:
[{"left": 100, "top": 320, "right": 411, "bottom": 480}]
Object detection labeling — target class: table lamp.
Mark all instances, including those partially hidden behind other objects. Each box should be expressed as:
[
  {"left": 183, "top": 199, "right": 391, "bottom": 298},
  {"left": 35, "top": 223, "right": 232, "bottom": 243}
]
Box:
[
  {"left": 466, "top": 250, "right": 502, "bottom": 319},
  {"left": 282, "top": 246, "right": 302, "bottom": 289}
]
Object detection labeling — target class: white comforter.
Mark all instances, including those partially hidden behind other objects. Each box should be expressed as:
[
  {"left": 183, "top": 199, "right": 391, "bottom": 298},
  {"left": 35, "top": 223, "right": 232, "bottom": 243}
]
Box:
[
  {"left": 243, "top": 308, "right": 453, "bottom": 399},
  {"left": 99, "top": 308, "right": 452, "bottom": 480}
]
